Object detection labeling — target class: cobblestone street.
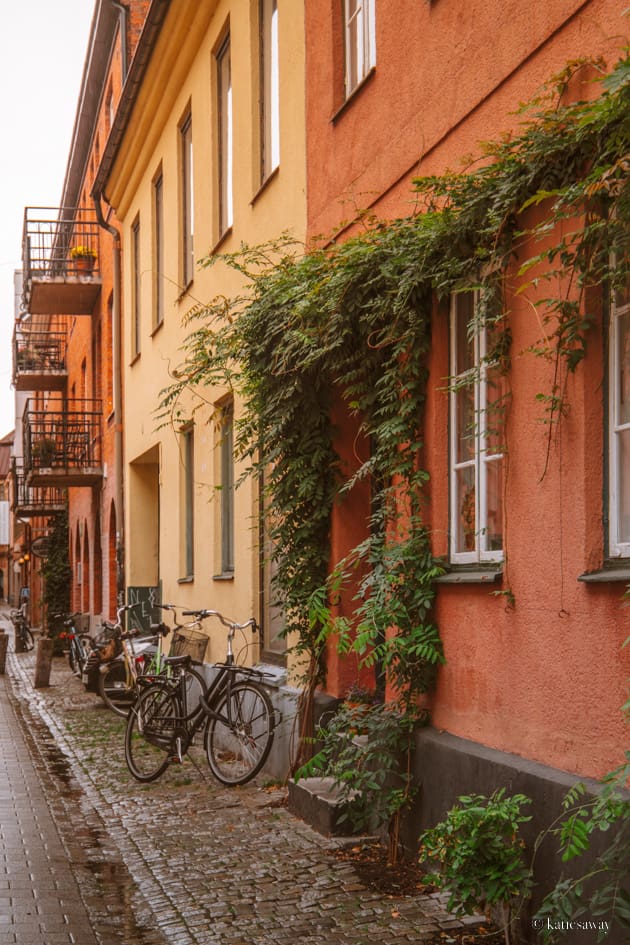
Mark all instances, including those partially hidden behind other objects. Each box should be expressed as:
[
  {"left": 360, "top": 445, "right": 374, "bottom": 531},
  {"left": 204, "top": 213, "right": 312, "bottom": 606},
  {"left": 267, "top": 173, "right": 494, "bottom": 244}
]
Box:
[{"left": 1, "top": 622, "right": 474, "bottom": 945}]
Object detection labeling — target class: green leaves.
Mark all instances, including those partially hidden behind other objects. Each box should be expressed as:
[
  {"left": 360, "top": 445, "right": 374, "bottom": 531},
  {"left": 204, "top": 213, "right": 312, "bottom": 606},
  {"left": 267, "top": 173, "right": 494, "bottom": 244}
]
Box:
[
  {"left": 418, "top": 789, "right": 533, "bottom": 924},
  {"left": 295, "top": 700, "right": 423, "bottom": 843}
]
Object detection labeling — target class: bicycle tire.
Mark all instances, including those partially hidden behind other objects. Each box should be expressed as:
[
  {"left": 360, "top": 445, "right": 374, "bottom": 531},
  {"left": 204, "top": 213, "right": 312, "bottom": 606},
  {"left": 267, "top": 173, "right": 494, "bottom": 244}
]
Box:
[
  {"left": 99, "top": 661, "right": 137, "bottom": 717},
  {"left": 68, "top": 643, "right": 78, "bottom": 674},
  {"left": 68, "top": 640, "right": 82, "bottom": 675},
  {"left": 21, "top": 627, "right": 35, "bottom": 651},
  {"left": 125, "top": 683, "right": 180, "bottom": 782},
  {"left": 204, "top": 680, "right": 274, "bottom": 786}
]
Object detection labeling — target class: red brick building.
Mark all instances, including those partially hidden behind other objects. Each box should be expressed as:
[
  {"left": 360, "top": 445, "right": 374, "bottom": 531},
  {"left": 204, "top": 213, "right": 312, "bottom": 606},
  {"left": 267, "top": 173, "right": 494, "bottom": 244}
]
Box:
[{"left": 17, "top": 2, "right": 150, "bottom": 628}]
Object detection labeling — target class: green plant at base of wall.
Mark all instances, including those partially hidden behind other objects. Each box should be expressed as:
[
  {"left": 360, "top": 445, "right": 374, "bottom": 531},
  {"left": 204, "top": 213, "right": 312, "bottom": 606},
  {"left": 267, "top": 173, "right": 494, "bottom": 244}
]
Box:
[
  {"left": 418, "top": 788, "right": 534, "bottom": 945},
  {"left": 296, "top": 700, "right": 426, "bottom": 864}
]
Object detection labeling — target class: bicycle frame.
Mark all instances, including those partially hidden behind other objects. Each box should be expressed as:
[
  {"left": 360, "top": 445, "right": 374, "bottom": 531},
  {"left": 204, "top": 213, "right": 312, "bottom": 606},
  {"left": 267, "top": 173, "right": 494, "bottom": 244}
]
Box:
[{"left": 156, "top": 612, "right": 270, "bottom": 752}]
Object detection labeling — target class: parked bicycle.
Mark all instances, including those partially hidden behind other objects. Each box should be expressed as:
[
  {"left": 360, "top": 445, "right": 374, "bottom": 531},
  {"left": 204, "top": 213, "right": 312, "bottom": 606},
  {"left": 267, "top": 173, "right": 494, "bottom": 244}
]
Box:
[
  {"left": 124, "top": 609, "right": 275, "bottom": 786},
  {"left": 10, "top": 607, "right": 34, "bottom": 652},
  {"left": 96, "top": 603, "right": 157, "bottom": 716},
  {"left": 97, "top": 602, "right": 202, "bottom": 715},
  {"left": 56, "top": 612, "right": 93, "bottom": 677}
]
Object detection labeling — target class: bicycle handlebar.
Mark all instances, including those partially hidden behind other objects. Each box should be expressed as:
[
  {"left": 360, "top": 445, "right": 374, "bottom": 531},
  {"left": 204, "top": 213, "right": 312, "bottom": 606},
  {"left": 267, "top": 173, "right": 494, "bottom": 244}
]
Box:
[{"left": 181, "top": 609, "right": 258, "bottom": 633}]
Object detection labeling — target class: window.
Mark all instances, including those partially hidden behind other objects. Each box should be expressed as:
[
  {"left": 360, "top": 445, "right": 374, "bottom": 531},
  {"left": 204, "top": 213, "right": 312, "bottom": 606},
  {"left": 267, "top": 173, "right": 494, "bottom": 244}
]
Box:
[
  {"left": 131, "top": 217, "right": 141, "bottom": 357},
  {"left": 216, "top": 34, "right": 233, "bottom": 234},
  {"left": 260, "top": 0, "right": 279, "bottom": 182},
  {"left": 609, "top": 272, "right": 630, "bottom": 557},
  {"left": 344, "top": 0, "right": 376, "bottom": 97},
  {"left": 153, "top": 171, "right": 164, "bottom": 328},
  {"left": 181, "top": 426, "right": 194, "bottom": 579},
  {"left": 180, "top": 112, "right": 194, "bottom": 286},
  {"left": 449, "top": 290, "right": 505, "bottom": 563},
  {"left": 220, "top": 401, "right": 234, "bottom": 574}
]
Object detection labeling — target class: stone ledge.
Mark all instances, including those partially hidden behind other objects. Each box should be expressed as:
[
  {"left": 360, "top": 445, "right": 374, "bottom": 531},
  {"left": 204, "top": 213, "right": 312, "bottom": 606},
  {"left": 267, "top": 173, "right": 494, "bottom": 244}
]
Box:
[{"left": 288, "top": 776, "right": 355, "bottom": 836}]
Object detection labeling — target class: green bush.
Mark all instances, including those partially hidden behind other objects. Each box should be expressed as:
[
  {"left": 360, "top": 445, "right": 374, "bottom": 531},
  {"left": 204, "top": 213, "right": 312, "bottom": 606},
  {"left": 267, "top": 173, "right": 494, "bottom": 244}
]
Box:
[
  {"left": 296, "top": 700, "right": 424, "bottom": 863},
  {"left": 419, "top": 788, "right": 533, "bottom": 944}
]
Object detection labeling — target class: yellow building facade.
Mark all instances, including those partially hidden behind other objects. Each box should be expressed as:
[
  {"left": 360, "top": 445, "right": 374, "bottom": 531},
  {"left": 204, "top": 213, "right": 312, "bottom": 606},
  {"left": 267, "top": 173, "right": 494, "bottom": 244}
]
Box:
[{"left": 98, "top": 0, "right": 305, "bottom": 674}]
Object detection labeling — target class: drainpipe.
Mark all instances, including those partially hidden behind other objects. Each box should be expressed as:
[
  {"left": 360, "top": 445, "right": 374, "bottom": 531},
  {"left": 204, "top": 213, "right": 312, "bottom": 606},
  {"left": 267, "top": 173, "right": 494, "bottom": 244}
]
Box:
[
  {"left": 93, "top": 195, "right": 125, "bottom": 609},
  {"left": 109, "top": 1, "right": 129, "bottom": 82}
]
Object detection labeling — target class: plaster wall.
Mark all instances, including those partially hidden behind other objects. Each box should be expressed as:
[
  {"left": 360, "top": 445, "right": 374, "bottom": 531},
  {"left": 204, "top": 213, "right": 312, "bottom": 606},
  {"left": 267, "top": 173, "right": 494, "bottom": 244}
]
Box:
[
  {"left": 305, "top": 0, "right": 630, "bottom": 779},
  {"left": 105, "top": 0, "right": 307, "bottom": 664}
]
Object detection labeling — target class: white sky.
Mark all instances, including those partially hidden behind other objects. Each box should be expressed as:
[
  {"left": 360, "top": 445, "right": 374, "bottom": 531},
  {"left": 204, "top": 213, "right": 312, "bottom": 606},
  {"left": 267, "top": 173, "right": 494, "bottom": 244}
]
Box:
[{"left": 0, "top": 1, "right": 95, "bottom": 441}]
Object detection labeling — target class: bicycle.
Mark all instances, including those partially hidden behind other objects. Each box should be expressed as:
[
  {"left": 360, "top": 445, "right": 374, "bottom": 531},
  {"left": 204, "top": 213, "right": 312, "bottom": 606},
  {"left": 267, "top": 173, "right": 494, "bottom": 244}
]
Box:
[
  {"left": 97, "top": 603, "right": 160, "bottom": 716},
  {"left": 124, "top": 609, "right": 275, "bottom": 786},
  {"left": 10, "top": 607, "right": 34, "bottom": 652},
  {"left": 56, "top": 612, "right": 93, "bottom": 677},
  {"left": 97, "top": 603, "right": 199, "bottom": 715}
]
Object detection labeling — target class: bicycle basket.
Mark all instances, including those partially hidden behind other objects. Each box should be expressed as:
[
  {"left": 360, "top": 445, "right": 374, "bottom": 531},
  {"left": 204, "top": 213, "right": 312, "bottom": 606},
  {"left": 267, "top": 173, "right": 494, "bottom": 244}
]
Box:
[{"left": 169, "top": 629, "right": 208, "bottom": 662}]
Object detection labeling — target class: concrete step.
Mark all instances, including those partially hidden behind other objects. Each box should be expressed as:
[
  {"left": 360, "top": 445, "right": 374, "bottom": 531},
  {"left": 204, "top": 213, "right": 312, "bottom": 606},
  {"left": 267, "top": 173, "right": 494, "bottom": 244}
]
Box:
[{"left": 287, "top": 776, "right": 356, "bottom": 836}]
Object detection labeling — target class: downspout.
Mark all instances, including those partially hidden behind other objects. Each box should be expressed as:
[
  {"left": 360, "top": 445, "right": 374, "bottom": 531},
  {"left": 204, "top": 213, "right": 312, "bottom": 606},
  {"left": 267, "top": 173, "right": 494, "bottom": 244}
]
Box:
[
  {"left": 93, "top": 195, "right": 125, "bottom": 607},
  {"left": 109, "top": 0, "right": 129, "bottom": 82}
]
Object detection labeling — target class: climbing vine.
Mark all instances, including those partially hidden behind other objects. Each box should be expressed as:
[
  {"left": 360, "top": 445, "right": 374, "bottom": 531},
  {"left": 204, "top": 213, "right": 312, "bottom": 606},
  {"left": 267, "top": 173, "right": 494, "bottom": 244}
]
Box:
[{"left": 159, "top": 52, "right": 630, "bottom": 705}]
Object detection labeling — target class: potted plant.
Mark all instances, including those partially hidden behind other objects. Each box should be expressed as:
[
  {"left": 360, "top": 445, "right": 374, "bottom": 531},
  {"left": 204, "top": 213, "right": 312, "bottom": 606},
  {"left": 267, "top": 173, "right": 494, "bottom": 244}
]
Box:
[
  {"left": 69, "top": 245, "right": 97, "bottom": 273},
  {"left": 16, "top": 346, "right": 35, "bottom": 369},
  {"left": 32, "top": 437, "right": 56, "bottom": 467}
]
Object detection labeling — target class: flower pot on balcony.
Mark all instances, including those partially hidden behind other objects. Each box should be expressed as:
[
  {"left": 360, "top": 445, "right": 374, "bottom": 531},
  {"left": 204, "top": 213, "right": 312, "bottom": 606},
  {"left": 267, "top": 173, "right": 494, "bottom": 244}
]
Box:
[
  {"left": 69, "top": 246, "right": 97, "bottom": 274},
  {"left": 32, "top": 438, "right": 56, "bottom": 467}
]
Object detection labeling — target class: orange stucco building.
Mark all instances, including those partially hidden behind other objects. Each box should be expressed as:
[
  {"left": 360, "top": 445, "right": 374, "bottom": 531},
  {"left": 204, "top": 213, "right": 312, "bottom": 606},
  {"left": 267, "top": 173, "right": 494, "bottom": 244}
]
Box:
[{"left": 304, "top": 1, "right": 629, "bottom": 907}]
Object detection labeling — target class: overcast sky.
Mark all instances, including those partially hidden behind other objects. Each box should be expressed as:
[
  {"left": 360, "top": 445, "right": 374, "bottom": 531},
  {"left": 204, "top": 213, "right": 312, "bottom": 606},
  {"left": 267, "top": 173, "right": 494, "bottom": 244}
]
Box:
[{"left": 0, "top": 1, "right": 95, "bottom": 441}]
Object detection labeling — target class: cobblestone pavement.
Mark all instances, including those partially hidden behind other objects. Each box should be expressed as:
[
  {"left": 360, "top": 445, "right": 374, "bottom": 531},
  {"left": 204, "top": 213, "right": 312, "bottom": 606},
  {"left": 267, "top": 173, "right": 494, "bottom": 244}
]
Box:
[{"left": 1, "top": 619, "right": 475, "bottom": 945}]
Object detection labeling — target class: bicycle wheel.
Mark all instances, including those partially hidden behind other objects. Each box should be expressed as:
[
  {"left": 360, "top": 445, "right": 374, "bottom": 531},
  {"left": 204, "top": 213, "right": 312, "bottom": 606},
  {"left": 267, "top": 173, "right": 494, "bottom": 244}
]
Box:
[
  {"left": 204, "top": 680, "right": 274, "bottom": 786},
  {"left": 21, "top": 627, "right": 35, "bottom": 651},
  {"left": 125, "top": 683, "right": 179, "bottom": 782},
  {"left": 68, "top": 640, "right": 82, "bottom": 675},
  {"left": 99, "top": 661, "right": 137, "bottom": 717}
]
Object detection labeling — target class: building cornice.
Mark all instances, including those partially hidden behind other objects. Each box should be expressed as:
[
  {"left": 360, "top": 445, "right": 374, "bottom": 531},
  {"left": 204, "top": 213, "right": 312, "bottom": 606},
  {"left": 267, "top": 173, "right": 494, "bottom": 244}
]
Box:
[{"left": 94, "top": 0, "right": 218, "bottom": 219}]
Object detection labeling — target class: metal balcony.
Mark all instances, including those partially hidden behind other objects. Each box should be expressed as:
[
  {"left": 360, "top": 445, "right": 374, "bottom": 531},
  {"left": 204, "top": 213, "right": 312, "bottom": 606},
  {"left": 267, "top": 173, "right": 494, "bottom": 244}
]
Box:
[
  {"left": 13, "top": 328, "right": 67, "bottom": 392},
  {"left": 22, "top": 207, "right": 102, "bottom": 316},
  {"left": 12, "top": 460, "right": 67, "bottom": 518},
  {"left": 23, "top": 398, "right": 103, "bottom": 487}
]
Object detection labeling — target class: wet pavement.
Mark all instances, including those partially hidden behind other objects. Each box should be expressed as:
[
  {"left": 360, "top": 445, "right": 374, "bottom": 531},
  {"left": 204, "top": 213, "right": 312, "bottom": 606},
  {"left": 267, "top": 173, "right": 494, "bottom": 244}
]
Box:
[{"left": 0, "top": 615, "right": 475, "bottom": 945}]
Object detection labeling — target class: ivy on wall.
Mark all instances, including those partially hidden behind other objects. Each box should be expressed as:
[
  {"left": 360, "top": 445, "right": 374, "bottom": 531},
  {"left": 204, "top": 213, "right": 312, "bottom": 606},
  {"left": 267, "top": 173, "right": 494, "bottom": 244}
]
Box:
[{"left": 159, "top": 52, "right": 630, "bottom": 701}]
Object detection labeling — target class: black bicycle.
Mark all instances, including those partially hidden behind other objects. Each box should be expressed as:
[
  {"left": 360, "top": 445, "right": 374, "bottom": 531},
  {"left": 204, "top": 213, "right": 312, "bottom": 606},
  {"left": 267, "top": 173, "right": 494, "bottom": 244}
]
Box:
[
  {"left": 10, "top": 608, "right": 34, "bottom": 652},
  {"left": 124, "top": 609, "right": 275, "bottom": 786},
  {"left": 57, "top": 612, "right": 92, "bottom": 677}
]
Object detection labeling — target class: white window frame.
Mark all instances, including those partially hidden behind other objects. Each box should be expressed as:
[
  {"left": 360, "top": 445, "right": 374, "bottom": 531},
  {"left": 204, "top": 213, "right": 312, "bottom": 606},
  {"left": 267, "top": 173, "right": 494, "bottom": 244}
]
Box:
[
  {"left": 260, "top": 0, "right": 280, "bottom": 182},
  {"left": 608, "top": 272, "right": 630, "bottom": 558},
  {"left": 217, "top": 34, "right": 233, "bottom": 234},
  {"left": 449, "top": 291, "right": 504, "bottom": 564},
  {"left": 344, "top": 0, "right": 376, "bottom": 97}
]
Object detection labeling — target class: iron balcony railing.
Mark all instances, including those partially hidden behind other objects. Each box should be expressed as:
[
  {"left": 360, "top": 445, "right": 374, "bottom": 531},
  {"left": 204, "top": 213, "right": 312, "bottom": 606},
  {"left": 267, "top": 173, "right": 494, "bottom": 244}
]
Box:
[
  {"left": 12, "top": 459, "right": 67, "bottom": 517},
  {"left": 22, "top": 207, "right": 101, "bottom": 316},
  {"left": 23, "top": 397, "right": 103, "bottom": 487},
  {"left": 13, "top": 327, "right": 67, "bottom": 391}
]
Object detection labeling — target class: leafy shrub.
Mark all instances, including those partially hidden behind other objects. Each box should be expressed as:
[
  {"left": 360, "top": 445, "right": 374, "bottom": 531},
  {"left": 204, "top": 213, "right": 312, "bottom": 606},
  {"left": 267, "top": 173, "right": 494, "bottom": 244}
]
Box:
[
  {"left": 419, "top": 788, "right": 533, "bottom": 943},
  {"left": 296, "top": 700, "right": 424, "bottom": 862}
]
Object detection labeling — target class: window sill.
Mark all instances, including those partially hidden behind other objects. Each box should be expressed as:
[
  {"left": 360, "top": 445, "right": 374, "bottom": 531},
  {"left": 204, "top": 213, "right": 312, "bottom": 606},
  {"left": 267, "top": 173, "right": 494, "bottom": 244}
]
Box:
[
  {"left": 150, "top": 318, "right": 164, "bottom": 339},
  {"left": 212, "top": 572, "right": 234, "bottom": 582},
  {"left": 210, "top": 227, "right": 233, "bottom": 257},
  {"left": 176, "top": 280, "right": 193, "bottom": 304},
  {"left": 251, "top": 166, "right": 279, "bottom": 207},
  {"left": 435, "top": 567, "right": 503, "bottom": 585},
  {"left": 578, "top": 564, "right": 630, "bottom": 584},
  {"left": 177, "top": 576, "right": 194, "bottom": 585},
  {"left": 332, "top": 66, "right": 376, "bottom": 124}
]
